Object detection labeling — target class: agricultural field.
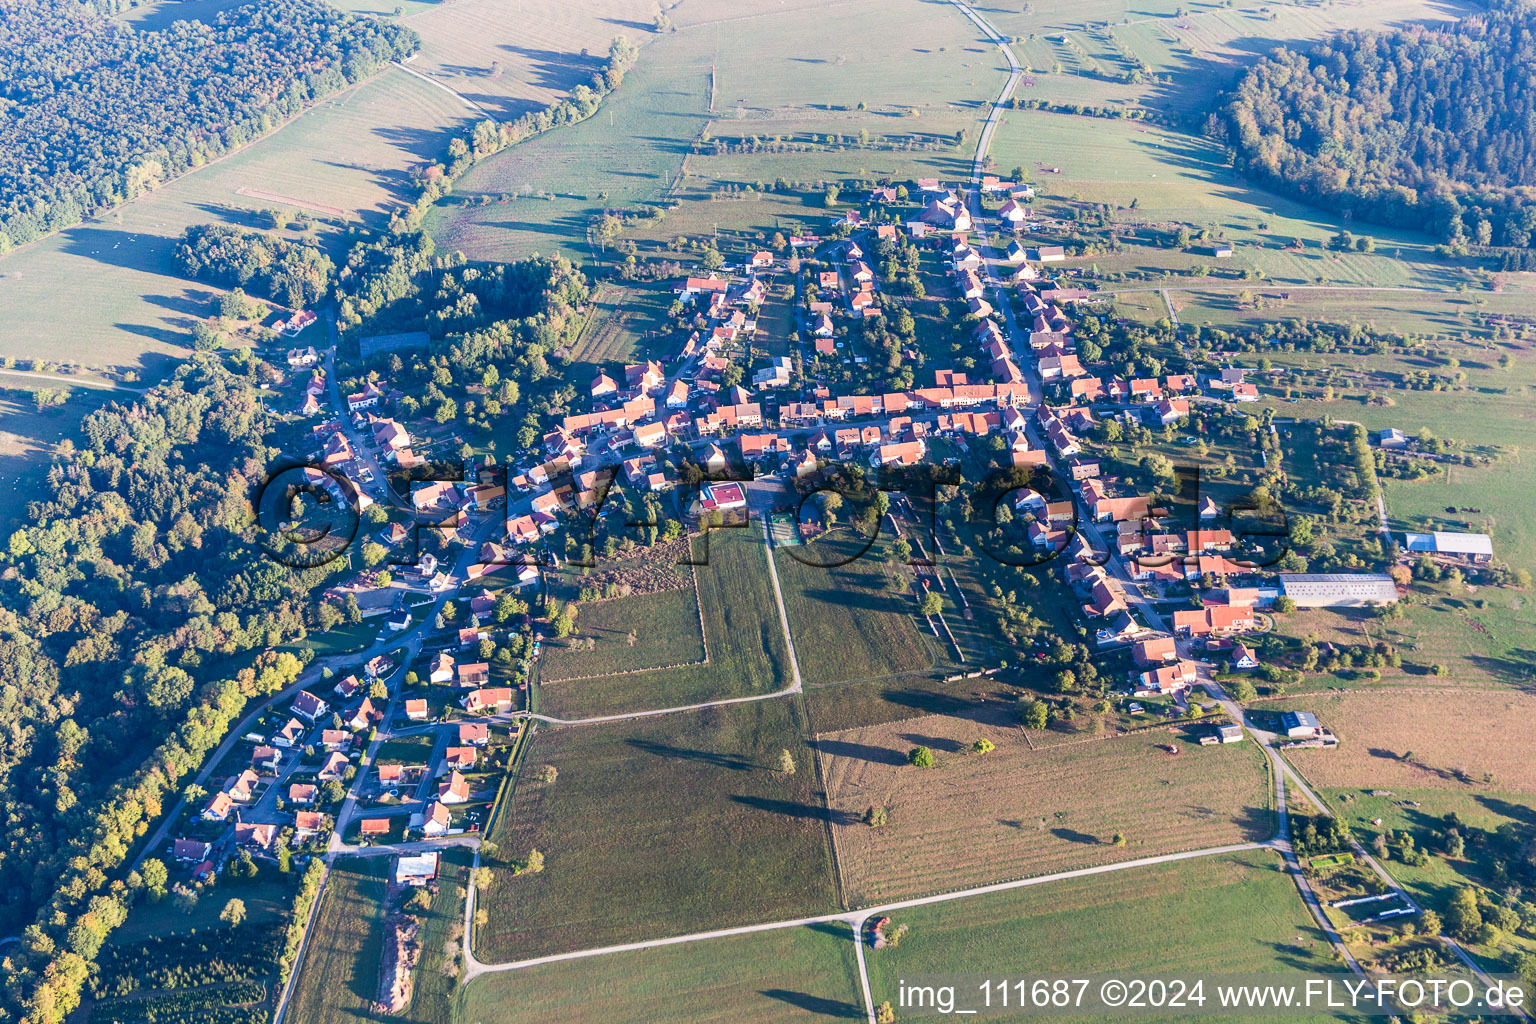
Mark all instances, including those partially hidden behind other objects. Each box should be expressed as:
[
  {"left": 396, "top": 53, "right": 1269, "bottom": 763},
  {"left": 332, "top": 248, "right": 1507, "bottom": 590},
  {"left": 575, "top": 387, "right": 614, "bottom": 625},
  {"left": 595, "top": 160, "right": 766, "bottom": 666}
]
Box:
[
  {"left": 539, "top": 584, "right": 706, "bottom": 682},
  {"left": 0, "top": 68, "right": 472, "bottom": 375},
  {"left": 402, "top": 0, "right": 659, "bottom": 121},
  {"left": 988, "top": 110, "right": 1483, "bottom": 292},
  {"left": 460, "top": 922, "right": 864, "bottom": 1022},
  {"left": 983, "top": 0, "right": 1466, "bottom": 112},
  {"left": 1136, "top": 287, "right": 1536, "bottom": 336},
  {"left": 535, "top": 529, "right": 791, "bottom": 718},
  {"left": 286, "top": 857, "right": 390, "bottom": 1023},
  {"left": 773, "top": 536, "right": 939, "bottom": 688},
  {"left": 820, "top": 715, "right": 1272, "bottom": 905},
  {"left": 1269, "top": 689, "right": 1536, "bottom": 793},
  {"left": 476, "top": 697, "right": 838, "bottom": 961},
  {"left": 429, "top": 0, "right": 1002, "bottom": 261},
  {"left": 864, "top": 849, "right": 1343, "bottom": 1023},
  {"left": 564, "top": 279, "right": 677, "bottom": 366}
]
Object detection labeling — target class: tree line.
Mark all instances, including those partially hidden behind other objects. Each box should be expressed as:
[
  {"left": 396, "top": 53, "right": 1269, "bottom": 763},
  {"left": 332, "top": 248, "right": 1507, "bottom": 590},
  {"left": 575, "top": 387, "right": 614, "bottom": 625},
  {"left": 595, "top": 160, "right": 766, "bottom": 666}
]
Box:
[
  {"left": 0, "top": 0, "right": 416, "bottom": 254},
  {"left": 1212, "top": 1, "right": 1536, "bottom": 248}
]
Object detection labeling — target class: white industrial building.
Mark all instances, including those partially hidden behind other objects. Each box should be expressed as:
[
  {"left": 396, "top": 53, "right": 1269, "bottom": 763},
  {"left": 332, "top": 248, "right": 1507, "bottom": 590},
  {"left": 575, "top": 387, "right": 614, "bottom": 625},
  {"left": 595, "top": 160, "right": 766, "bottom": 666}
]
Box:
[{"left": 1279, "top": 573, "right": 1399, "bottom": 608}]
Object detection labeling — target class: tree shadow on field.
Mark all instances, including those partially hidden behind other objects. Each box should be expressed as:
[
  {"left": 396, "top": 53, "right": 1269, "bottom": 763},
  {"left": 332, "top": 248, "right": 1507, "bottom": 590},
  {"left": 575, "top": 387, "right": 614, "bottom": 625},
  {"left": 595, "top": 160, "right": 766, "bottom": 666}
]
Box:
[
  {"left": 882, "top": 685, "right": 995, "bottom": 722},
  {"left": 1476, "top": 796, "right": 1536, "bottom": 829},
  {"left": 814, "top": 738, "right": 906, "bottom": 766},
  {"left": 57, "top": 226, "right": 179, "bottom": 274},
  {"left": 115, "top": 323, "right": 191, "bottom": 347},
  {"left": 498, "top": 43, "right": 604, "bottom": 97},
  {"left": 732, "top": 795, "right": 859, "bottom": 825},
  {"left": 761, "top": 989, "right": 863, "bottom": 1019},
  {"left": 626, "top": 738, "right": 756, "bottom": 771},
  {"left": 805, "top": 920, "right": 852, "bottom": 939},
  {"left": 1051, "top": 827, "right": 1100, "bottom": 845},
  {"left": 602, "top": 16, "right": 654, "bottom": 32},
  {"left": 800, "top": 586, "right": 906, "bottom": 614},
  {"left": 144, "top": 290, "right": 216, "bottom": 318},
  {"left": 374, "top": 123, "right": 463, "bottom": 165},
  {"left": 1262, "top": 939, "right": 1333, "bottom": 973},
  {"left": 898, "top": 732, "right": 966, "bottom": 754}
]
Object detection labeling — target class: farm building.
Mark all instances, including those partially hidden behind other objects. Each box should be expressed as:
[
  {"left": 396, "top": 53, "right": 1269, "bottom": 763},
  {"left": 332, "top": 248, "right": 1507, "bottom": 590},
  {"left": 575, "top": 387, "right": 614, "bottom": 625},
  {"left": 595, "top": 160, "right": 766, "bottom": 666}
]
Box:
[
  {"left": 1402, "top": 531, "right": 1493, "bottom": 564},
  {"left": 1278, "top": 573, "right": 1398, "bottom": 608},
  {"left": 395, "top": 852, "right": 440, "bottom": 886},
  {"left": 1280, "top": 711, "right": 1320, "bottom": 739}
]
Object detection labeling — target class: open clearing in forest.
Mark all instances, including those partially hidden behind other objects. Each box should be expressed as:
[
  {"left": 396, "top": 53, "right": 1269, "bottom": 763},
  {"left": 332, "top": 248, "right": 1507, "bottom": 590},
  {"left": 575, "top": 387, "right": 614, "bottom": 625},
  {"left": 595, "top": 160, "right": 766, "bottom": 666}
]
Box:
[
  {"left": 820, "top": 716, "right": 1272, "bottom": 906},
  {"left": 0, "top": 69, "right": 471, "bottom": 375}
]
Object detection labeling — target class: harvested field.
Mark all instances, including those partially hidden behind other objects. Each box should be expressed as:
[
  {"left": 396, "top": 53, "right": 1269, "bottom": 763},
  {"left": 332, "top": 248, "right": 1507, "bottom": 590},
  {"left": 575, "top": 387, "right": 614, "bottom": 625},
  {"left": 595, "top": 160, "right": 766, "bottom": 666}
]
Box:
[
  {"left": 1270, "top": 688, "right": 1536, "bottom": 793},
  {"left": 820, "top": 715, "right": 1272, "bottom": 905}
]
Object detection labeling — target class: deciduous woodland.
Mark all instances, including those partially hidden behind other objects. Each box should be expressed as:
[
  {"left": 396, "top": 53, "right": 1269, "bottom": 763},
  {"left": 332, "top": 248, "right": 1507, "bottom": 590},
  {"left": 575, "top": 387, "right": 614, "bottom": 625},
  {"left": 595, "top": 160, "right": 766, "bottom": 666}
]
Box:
[
  {"left": 1214, "top": 0, "right": 1536, "bottom": 249},
  {"left": 0, "top": 0, "right": 416, "bottom": 252}
]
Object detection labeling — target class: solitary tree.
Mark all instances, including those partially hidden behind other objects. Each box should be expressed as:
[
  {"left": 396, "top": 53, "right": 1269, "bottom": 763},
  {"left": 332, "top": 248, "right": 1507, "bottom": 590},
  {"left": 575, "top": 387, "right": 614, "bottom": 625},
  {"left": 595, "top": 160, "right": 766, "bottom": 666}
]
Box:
[
  {"left": 908, "top": 745, "right": 935, "bottom": 768},
  {"left": 777, "top": 749, "right": 797, "bottom": 774},
  {"left": 220, "top": 898, "right": 247, "bottom": 928},
  {"left": 919, "top": 591, "right": 943, "bottom": 617},
  {"left": 972, "top": 738, "right": 996, "bottom": 755}
]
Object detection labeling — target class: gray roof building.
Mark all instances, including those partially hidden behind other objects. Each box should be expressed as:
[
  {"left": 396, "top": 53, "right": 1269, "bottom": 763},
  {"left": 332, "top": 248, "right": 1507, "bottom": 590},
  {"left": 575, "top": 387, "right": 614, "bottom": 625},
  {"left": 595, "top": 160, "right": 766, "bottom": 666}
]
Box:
[{"left": 1279, "top": 573, "right": 1398, "bottom": 608}]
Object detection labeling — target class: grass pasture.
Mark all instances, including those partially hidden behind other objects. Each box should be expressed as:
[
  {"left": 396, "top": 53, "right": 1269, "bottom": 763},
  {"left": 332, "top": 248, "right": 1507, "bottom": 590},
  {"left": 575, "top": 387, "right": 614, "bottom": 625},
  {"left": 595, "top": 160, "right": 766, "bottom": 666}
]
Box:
[
  {"left": 460, "top": 921, "right": 864, "bottom": 1023},
  {"left": 539, "top": 584, "right": 706, "bottom": 682},
  {"left": 536, "top": 529, "right": 791, "bottom": 717},
  {"left": 988, "top": 110, "right": 1480, "bottom": 292},
  {"left": 286, "top": 857, "right": 389, "bottom": 1023},
  {"left": 1270, "top": 688, "right": 1536, "bottom": 794},
  {"left": 864, "top": 849, "right": 1343, "bottom": 1023},
  {"left": 476, "top": 697, "right": 838, "bottom": 961},
  {"left": 773, "top": 536, "right": 938, "bottom": 688},
  {"left": 820, "top": 716, "right": 1272, "bottom": 905}
]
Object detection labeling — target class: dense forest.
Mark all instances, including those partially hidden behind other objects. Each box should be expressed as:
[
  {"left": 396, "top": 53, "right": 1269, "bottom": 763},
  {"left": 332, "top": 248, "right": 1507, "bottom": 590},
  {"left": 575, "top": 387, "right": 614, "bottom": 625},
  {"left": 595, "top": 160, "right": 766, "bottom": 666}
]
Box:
[
  {"left": 0, "top": 356, "right": 335, "bottom": 1023},
  {"left": 334, "top": 230, "right": 591, "bottom": 447},
  {"left": 0, "top": 0, "right": 416, "bottom": 253},
  {"left": 1214, "top": 1, "right": 1536, "bottom": 248},
  {"left": 175, "top": 224, "right": 335, "bottom": 308}
]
